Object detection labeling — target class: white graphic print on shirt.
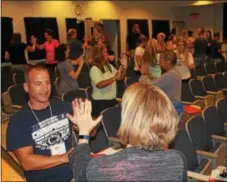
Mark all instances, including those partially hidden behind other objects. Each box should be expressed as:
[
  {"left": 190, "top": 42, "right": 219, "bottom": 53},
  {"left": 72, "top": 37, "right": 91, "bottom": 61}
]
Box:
[{"left": 31, "top": 114, "right": 70, "bottom": 150}]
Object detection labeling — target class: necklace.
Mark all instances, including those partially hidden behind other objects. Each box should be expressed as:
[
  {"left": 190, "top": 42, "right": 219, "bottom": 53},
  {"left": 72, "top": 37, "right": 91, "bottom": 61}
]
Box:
[{"left": 28, "top": 101, "right": 53, "bottom": 123}]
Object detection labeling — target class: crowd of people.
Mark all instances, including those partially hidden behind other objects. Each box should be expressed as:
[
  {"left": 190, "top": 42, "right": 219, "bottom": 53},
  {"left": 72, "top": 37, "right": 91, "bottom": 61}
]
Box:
[{"left": 4, "top": 22, "right": 226, "bottom": 182}]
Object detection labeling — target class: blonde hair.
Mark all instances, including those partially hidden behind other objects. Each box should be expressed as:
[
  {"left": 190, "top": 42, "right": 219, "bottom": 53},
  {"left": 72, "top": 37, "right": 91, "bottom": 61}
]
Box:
[
  {"left": 118, "top": 83, "right": 178, "bottom": 150},
  {"left": 176, "top": 39, "right": 190, "bottom": 65},
  {"left": 144, "top": 39, "right": 159, "bottom": 66},
  {"left": 67, "top": 28, "right": 77, "bottom": 39}
]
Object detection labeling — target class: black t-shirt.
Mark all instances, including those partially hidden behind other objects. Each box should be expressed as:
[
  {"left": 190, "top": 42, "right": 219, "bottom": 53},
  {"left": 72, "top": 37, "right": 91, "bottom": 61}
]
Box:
[
  {"left": 194, "top": 38, "right": 207, "bottom": 57},
  {"left": 7, "top": 43, "right": 27, "bottom": 65},
  {"left": 211, "top": 40, "right": 222, "bottom": 58},
  {"left": 67, "top": 38, "right": 83, "bottom": 60},
  {"left": 127, "top": 32, "right": 140, "bottom": 50},
  {"left": 7, "top": 99, "right": 73, "bottom": 182}
]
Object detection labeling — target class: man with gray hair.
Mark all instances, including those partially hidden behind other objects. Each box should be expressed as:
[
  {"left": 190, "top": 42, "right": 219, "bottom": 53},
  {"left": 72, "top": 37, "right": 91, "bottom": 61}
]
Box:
[{"left": 140, "top": 50, "right": 183, "bottom": 119}]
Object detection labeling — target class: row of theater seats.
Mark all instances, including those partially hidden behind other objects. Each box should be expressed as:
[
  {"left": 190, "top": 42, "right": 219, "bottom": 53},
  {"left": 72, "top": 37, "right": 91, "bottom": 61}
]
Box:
[{"left": 182, "top": 72, "right": 227, "bottom": 108}]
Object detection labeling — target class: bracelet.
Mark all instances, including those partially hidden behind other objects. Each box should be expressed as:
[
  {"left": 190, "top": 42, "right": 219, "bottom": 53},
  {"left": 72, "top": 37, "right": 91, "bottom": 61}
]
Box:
[{"left": 79, "top": 135, "right": 90, "bottom": 140}]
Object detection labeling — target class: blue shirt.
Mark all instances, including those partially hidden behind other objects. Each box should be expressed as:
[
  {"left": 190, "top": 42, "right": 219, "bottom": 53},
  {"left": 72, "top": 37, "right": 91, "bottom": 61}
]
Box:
[{"left": 7, "top": 99, "right": 73, "bottom": 182}]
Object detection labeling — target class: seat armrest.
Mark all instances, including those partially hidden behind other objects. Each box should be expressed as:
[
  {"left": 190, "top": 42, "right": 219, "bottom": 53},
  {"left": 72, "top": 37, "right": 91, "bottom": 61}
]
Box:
[
  {"left": 195, "top": 96, "right": 206, "bottom": 99},
  {"left": 182, "top": 101, "right": 193, "bottom": 105},
  {"left": 207, "top": 91, "right": 218, "bottom": 95},
  {"left": 187, "top": 171, "right": 209, "bottom": 181},
  {"left": 211, "top": 135, "right": 227, "bottom": 143},
  {"left": 11, "top": 105, "right": 22, "bottom": 109},
  {"left": 196, "top": 150, "right": 218, "bottom": 159}
]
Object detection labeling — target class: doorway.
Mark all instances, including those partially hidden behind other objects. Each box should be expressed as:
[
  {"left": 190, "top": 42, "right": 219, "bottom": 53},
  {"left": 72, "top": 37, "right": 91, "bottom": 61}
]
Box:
[
  {"left": 102, "top": 19, "right": 121, "bottom": 58},
  {"left": 172, "top": 21, "right": 186, "bottom": 36}
]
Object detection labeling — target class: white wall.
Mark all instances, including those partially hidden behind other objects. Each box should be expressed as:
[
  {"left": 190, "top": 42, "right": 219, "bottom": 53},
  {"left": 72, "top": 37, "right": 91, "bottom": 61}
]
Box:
[
  {"left": 2, "top": 1, "right": 182, "bottom": 52},
  {"left": 173, "top": 3, "right": 224, "bottom": 38}
]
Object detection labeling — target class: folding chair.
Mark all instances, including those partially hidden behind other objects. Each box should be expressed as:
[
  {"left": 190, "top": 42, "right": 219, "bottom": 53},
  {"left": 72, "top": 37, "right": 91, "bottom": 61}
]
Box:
[
  {"left": 215, "top": 62, "right": 226, "bottom": 73},
  {"left": 170, "top": 129, "right": 212, "bottom": 179},
  {"left": 186, "top": 115, "right": 225, "bottom": 168},
  {"left": 213, "top": 73, "right": 227, "bottom": 95},
  {"left": 202, "top": 106, "right": 226, "bottom": 136},
  {"left": 101, "top": 105, "right": 121, "bottom": 138},
  {"left": 13, "top": 71, "right": 25, "bottom": 84},
  {"left": 85, "top": 86, "right": 92, "bottom": 100},
  {"left": 77, "top": 73, "right": 91, "bottom": 89},
  {"left": 116, "top": 80, "right": 126, "bottom": 101},
  {"left": 195, "top": 65, "right": 206, "bottom": 78},
  {"left": 181, "top": 81, "right": 201, "bottom": 107},
  {"left": 189, "top": 79, "right": 215, "bottom": 107},
  {"left": 216, "top": 98, "right": 227, "bottom": 126},
  {"left": 201, "top": 75, "right": 224, "bottom": 101},
  {"left": 2, "top": 66, "right": 14, "bottom": 93},
  {"left": 126, "top": 76, "right": 140, "bottom": 87},
  {"left": 8, "top": 84, "right": 29, "bottom": 109},
  {"left": 204, "top": 63, "right": 217, "bottom": 75},
  {"left": 61, "top": 89, "right": 87, "bottom": 103}
]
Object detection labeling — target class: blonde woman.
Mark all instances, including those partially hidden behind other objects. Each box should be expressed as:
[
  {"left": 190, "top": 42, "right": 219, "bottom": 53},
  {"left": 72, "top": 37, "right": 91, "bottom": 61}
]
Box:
[
  {"left": 175, "top": 39, "right": 195, "bottom": 81},
  {"left": 67, "top": 83, "right": 187, "bottom": 181},
  {"left": 144, "top": 38, "right": 162, "bottom": 79},
  {"left": 157, "top": 32, "right": 167, "bottom": 53}
]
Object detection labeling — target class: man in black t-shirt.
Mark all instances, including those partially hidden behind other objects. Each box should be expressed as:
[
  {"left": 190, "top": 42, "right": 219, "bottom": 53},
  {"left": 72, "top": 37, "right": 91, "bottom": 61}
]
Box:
[
  {"left": 211, "top": 32, "right": 225, "bottom": 63},
  {"left": 193, "top": 28, "right": 208, "bottom": 66},
  {"left": 6, "top": 64, "right": 74, "bottom": 182},
  {"left": 127, "top": 24, "right": 141, "bottom": 51}
]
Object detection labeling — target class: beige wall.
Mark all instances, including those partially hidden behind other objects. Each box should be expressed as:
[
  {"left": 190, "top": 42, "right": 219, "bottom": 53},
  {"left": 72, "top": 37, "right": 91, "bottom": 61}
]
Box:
[
  {"left": 173, "top": 3, "right": 224, "bottom": 38},
  {"left": 2, "top": 1, "right": 225, "bottom": 52},
  {"left": 2, "top": 1, "right": 180, "bottom": 52}
]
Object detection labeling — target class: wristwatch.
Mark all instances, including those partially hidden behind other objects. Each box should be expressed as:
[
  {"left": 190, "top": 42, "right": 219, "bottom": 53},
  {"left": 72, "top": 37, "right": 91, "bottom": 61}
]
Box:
[{"left": 79, "top": 135, "right": 90, "bottom": 140}]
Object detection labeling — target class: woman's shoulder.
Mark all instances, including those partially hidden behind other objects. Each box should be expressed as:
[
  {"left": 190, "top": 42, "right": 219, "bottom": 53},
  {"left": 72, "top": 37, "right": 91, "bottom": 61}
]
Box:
[{"left": 90, "top": 148, "right": 185, "bottom": 164}]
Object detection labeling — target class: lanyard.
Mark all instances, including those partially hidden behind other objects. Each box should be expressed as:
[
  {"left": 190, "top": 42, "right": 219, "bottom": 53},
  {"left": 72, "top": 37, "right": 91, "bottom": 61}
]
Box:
[{"left": 28, "top": 101, "right": 53, "bottom": 123}]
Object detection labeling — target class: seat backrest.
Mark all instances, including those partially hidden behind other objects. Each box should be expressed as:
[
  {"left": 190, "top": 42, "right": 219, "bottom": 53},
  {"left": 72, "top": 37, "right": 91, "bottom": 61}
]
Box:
[
  {"left": 214, "top": 73, "right": 227, "bottom": 89},
  {"left": 216, "top": 98, "right": 227, "bottom": 123},
  {"left": 8, "top": 84, "right": 29, "bottom": 106},
  {"left": 181, "top": 81, "right": 195, "bottom": 102},
  {"left": 202, "top": 75, "right": 218, "bottom": 92},
  {"left": 205, "top": 63, "right": 216, "bottom": 74},
  {"left": 101, "top": 105, "right": 121, "bottom": 138},
  {"left": 116, "top": 80, "right": 126, "bottom": 99},
  {"left": 189, "top": 79, "right": 206, "bottom": 97},
  {"left": 186, "top": 115, "right": 213, "bottom": 152},
  {"left": 13, "top": 71, "right": 25, "bottom": 84},
  {"left": 195, "top": 65, "right": 206, "bottom": 77},
  {"left": 170, "top": 129, "right": 199, "bottom": 171},
  {"left": 2, "top": 66, "right": 14, "bottom": 93},
  {"left": 215, "top": 62, "right": 226, "bottom": 73},
  {"left": 85, "top": 86, "right": 92, "bottom": 100},
  {"left": 202, "top": 106, "right": 225, "bottom": 136},
  {"left": 126, "top": 76, "right": 139, "bottom": 87},
  {"left": 77, "top": 73, "right": 91, "bottom": 89},
  {"left": 62, "top": 89, "right": 87, "bottom": 102},
  {"left": 81, "top": 63, "right": 90, "bottom": 73},
  {"left": 89, "top": 123, "right": 111, "bottom": 153}
]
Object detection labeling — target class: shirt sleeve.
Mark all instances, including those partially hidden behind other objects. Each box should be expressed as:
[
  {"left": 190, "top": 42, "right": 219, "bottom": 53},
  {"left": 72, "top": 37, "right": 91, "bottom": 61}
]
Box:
[
  {"left": 152, "top": 73, "right": 170, "bottom": 90},
  {"left": 66, "top": 61, "right": 74, "bottom": 73},
  {"left": 69, "top": 143, "right": 91, "bottom": 181},
  {"left": 55, "top": 40, "right": 60, "bottom": 48},
  {"left": 90, "top": 66, "right": 104, "bottom": 86},
  {"left": 6, "top": 119, "right": 35, "bottom": 151}
]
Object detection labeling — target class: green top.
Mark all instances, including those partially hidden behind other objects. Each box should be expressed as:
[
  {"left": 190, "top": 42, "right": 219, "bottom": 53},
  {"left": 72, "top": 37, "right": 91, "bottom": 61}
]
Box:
[{"left": 90, "top": 64, "right": 117, "bottom": 100}]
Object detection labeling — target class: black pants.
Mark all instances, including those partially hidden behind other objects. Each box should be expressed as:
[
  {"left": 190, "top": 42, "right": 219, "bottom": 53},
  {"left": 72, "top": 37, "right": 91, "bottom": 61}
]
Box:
[{"left": 91, "top": 99, "right": 117, "bottom": 118}]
